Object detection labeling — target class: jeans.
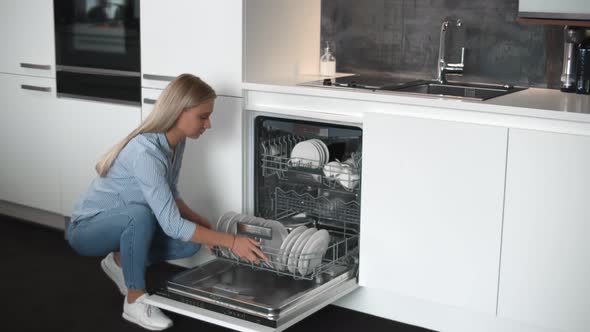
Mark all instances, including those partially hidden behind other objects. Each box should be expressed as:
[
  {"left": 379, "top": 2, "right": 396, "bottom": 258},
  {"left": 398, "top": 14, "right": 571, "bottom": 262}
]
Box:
[{"left": 66, "top": 204, "right": 200, "bottom": 290}]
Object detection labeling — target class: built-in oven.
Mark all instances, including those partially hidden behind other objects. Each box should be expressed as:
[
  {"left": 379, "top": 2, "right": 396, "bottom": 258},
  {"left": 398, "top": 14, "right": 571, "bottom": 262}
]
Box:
[
  {"left": 145, "top": 110, "right": 363, "bottom": 331},
  {"left": 53, "top": 0, "right": 141, "bottom": 105}
]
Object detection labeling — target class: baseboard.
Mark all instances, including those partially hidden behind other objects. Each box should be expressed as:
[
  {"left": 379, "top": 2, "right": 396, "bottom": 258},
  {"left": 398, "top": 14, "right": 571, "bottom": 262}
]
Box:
[
  {"left": 0, "top": 200, "right": 66, "bottom": 230},
  {"left": 334, "top": 286, "right": 557, "bottom": 332}
]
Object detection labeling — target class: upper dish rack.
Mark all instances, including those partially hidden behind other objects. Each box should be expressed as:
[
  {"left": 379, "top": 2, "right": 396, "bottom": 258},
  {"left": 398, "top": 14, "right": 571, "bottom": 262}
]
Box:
[
  {"left": 273, "top": 187, "right": 360, "bottom": 229},
  {"left": 260, "top": 135, "right": 362, "bottom": 193}
]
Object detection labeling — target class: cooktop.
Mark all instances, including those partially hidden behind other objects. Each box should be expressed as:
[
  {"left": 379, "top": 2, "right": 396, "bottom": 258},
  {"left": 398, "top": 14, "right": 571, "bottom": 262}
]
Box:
[{"left": 299, "top": 75, "right": 423, "bottom": 90}]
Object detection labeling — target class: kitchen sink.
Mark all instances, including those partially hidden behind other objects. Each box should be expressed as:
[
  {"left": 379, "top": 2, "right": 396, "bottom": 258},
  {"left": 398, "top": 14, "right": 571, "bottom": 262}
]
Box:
[
  {"left": 299, "top": 76, "right": 527, "bottom": 101},
  {"left": 380, "top": 80, "right": 527, "bottom": 101}
]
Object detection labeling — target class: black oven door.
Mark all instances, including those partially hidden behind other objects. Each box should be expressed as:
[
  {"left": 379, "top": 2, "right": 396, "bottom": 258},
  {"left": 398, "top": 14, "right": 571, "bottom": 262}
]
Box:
[{"left": 54, "top": 0, "right": 140, "bottom": 105}]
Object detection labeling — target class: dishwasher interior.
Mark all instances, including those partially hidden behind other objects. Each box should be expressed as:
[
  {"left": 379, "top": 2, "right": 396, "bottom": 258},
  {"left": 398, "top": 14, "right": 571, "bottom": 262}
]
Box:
[{"left": 150, "top": 115, "right": 363, "bottom": 330}]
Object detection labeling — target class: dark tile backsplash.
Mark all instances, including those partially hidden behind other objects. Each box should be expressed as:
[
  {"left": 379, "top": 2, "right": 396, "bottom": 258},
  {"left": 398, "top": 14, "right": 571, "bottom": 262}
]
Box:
[{"left": 321, "top": 0, "right": 563, "bottom": 88}]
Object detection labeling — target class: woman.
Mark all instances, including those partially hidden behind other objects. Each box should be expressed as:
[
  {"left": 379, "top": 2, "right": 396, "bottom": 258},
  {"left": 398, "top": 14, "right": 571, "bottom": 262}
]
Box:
[{"left": 66, "top": 74, "right": 266, "bottom": 331}]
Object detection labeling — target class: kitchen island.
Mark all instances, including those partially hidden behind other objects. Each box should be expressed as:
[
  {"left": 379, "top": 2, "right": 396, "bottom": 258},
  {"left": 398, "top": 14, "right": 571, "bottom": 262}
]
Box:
[{"left": 242, "top": 81, "right": 590, "bottom": 332}]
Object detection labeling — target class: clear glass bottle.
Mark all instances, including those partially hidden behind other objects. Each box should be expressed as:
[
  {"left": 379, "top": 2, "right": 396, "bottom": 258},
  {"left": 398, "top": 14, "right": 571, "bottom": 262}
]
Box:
[{"left": 320, "top": 42, "right": 336, "bottom": 77}]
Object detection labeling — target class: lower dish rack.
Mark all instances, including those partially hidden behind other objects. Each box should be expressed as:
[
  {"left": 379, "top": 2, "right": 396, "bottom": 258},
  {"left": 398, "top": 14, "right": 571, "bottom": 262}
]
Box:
[
  {"left": 212, "top": 188, "right": 360, "bottom": 282},
  {"left": 212, "top": 230, "right": 358, "bottom": 282}
]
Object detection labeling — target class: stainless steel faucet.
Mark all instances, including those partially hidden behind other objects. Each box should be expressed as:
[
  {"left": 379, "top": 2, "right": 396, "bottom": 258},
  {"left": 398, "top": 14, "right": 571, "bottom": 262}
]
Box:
[{"left": 436, "top": 19, "right": 465, "bottom": 84}]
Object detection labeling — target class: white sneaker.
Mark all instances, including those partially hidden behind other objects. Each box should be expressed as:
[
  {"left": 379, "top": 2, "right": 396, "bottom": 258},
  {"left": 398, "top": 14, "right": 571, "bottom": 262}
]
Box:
[
  {"left": 123, "top": 294, "right": 173, "bottom": 331},
  {"left": 101, "top": 252, "right": 128, "bottom": 296}
]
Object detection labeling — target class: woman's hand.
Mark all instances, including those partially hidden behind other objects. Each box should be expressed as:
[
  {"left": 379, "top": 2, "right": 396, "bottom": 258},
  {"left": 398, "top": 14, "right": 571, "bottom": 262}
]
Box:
[{"left": 230, "top": 236, "right": 268, "bottom": 263}]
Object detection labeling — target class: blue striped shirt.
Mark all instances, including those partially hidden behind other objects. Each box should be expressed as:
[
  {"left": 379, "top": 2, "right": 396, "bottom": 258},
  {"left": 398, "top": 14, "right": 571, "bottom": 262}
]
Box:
[{"left": 71, "top": 132, "right": 196, "bottom": 241}]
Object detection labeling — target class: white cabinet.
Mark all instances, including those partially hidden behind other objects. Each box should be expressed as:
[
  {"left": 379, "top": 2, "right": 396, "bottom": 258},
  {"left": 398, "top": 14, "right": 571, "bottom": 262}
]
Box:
[
  {"left": 0, "top": 73, "right": 60, "bottom": 213},
  {"left": 140, "top": 92, "right": 243, "bottom": 267},
  {"left": 177, "top": 96, "right": 243, "bottom": 224},
  {"left": 58, "top": 98, "right": 140, "bottom": 216},
  {"left": 140, "top": 91, "right": 244, "bottom": 224},
  {"left": 140, "top": 1, "right": 242, "bottom": 97},
  {"left": 0, "top": 0, "right": 55, "bottom": 78},
  {"left": 141, "top": 89, "right": 243, "bottom": 223},
  {"left": 498, "top": 129, "right": 590, "bottom": 332},
  {"left": 140, "top": 88, "right": 160, "bottom": 121},
  {"left": 359, "top": 113, "right": 508, "bottom": 315}
]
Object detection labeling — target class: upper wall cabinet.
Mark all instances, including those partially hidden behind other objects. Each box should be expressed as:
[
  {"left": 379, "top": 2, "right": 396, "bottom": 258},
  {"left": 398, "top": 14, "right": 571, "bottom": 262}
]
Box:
[
  {"left": 519, "top": 0, "right": 590, "bottom": 21},
  {"left": 141, "top": 1, "right": 242, "bottom": 97},
  {"left": 0, "top": 0, "right": 55, "bottom": 78}
]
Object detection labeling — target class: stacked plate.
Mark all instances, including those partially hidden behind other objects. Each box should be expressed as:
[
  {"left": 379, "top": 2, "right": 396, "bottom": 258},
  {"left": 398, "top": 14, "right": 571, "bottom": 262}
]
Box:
[
  {"left": 289, "top": 139, "right": 329, "bottom": 169},
  {"left": 215, "top": 212, "right": 288, "bottom": 267},
  {"left": 278, "top": 226, "right": 331, "bottom": 276},
  {"left": 215, "top": 212, "right": 332, "bottom": 277}
]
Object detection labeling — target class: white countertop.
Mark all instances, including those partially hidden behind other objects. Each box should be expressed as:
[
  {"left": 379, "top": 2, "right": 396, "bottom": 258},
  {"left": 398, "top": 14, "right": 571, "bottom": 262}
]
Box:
[{"left": 243, "top": 78, "right": 590, "bottom": 124}]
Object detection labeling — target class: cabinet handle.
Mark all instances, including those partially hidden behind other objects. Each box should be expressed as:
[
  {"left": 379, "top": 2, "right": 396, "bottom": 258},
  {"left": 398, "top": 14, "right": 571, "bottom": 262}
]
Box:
[
  {"left": 20, "top": 63, "right": 51, "bottom": 70},
  {"left": 21, "top": 84, "right": 51, "bottom": 92},
  {"left": 143, "top": 73, "right": 176, "bottom": 82},
  {"left": 143, "top": 98, "right": 157, "bottom": 105}
]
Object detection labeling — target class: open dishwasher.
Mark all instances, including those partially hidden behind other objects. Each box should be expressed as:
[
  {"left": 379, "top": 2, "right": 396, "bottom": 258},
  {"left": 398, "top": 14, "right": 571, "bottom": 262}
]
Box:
[{"left": 145, "top": 115, "right": 363, "bottom": 332}]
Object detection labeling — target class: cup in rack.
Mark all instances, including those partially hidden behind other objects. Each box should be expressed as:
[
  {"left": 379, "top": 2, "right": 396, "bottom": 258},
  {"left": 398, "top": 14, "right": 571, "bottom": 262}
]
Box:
[
  {"left": 337, "top": 164, "right": 360, "bottom": 190},
  {"left": 323, "top": 161, "right": 343, "bottom": 179}
]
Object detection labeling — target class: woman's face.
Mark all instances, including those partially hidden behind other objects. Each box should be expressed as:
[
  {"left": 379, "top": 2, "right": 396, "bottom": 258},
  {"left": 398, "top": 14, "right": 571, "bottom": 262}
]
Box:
[{"left": 176, "top": 99, "right": 215, "bottom": 139}]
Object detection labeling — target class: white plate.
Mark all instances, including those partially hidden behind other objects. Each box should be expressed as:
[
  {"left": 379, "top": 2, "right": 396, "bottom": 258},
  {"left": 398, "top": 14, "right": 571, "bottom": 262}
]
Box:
[
  {"left": 290, "top": 140, "right": 322, "bottom": 168},
  {"left": 277, "top": 225, "right": 307, "bottom": 271},
  {"left": 225, "top": 213, "right": 248, "bottom": 235},
  {"left": 225, "top": 214, "right": 249, "bottom": 259},
  {"left": 262, "top": 219, "right": 288, "bottom": 266},
  {"left": 216, "top": 211, "right": 238, "bottom": 258},
  {"left": 297, "top": 229, "right": 330, "bottom": 276},
  {"left": 287, "top": 228, "right": 317, "bottom": 274},
  {"left": 236, "top": 216, "right": 273, "bottom": 267},
  {"left": 311, "top": 139, "right": 329, "bottom": 164},
  {"left": 309, "top": 139, "right": 325, "bottom": 165},
  {"left": 216, "top": 211, "right": 237, "bottom": 231}
]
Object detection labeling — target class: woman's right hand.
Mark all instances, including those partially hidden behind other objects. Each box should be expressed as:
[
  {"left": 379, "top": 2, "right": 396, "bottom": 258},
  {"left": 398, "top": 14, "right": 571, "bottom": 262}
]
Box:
[{"left": 230, "top": 236, "right": 268, "bottom": 263}]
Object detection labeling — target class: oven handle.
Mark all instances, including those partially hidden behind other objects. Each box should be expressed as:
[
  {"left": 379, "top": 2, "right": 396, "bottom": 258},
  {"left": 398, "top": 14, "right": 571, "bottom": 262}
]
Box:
[
  {"left": 21, "top": 84, "right": 52, "bottom": 93},
  {"left": 56, "top": 65, "right": 140, "bottom": 77},
  {"left": 143, "top": 73, "right": 176, "bottom": 82},
  {"left": 20, "top": 63, "right": 51, "bottom": 70}
]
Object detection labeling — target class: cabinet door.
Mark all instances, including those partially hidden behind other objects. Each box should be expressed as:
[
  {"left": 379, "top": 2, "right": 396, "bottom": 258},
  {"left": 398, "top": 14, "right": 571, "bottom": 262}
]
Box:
[
  {"left": 0, "top": 0, "right": 55, "bottom": 78},
  {"left": 141, "top": 88, "right": 161, "bottom": 121},
  {"left": 359, "top": 113, "right": 508, "bottom": 315},
  {"left": 58, "top": 98, "right": 140, "bottom": 216},
  {"left": 0, "top": 73, "right": 60, "bottom": 213},
  {"left": 498, "top": 129, "right": 590, "bottom": 332},
  {"left": 177, "top": 96, "right": 243, "bottom": 227},
  {"left": 141, "top": 1, "right": 242, "bottom": 97}
]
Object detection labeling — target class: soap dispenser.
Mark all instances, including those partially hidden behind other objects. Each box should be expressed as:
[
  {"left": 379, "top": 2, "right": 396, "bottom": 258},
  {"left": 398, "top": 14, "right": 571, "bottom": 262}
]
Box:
[{"left": 320, "top": 41, "right": 336, "bottom": 77}]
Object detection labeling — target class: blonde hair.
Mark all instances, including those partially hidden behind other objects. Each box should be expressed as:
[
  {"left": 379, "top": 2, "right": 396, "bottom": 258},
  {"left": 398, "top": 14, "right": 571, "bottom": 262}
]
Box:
[{"left": 95, "top": 74, "right": 216, "bottom": 177}]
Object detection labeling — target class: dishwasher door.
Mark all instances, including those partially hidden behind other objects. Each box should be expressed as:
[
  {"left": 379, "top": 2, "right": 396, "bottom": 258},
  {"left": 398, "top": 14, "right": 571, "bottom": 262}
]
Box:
[{"left": 144, "top": 258, "right": 358, "bottom": 332}]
